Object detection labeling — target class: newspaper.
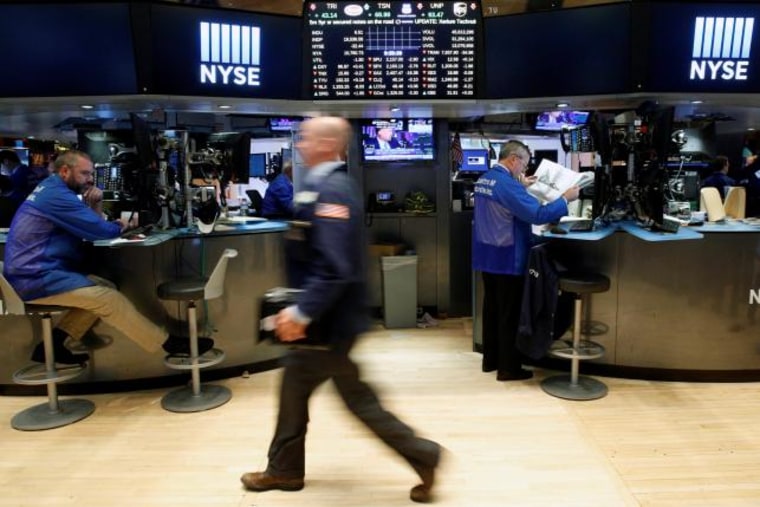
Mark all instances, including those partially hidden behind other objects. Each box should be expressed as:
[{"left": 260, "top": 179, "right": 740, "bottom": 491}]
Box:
[{"left": 527, "top": 159, "right": 595, "bottom": 203}]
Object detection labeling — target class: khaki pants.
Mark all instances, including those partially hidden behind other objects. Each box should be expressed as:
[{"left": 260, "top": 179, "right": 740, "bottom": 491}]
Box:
[{"left": 28, "top": 275, "right": 165, "bottom": 353}]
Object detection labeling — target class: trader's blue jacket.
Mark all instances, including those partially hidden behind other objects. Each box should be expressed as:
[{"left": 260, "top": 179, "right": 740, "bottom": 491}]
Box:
[
  {"left": 472, "top": 164, "right": 568, "bottom": 275},
  {"left": 3, "top": 174, "right": 120, "bottom": 300}
]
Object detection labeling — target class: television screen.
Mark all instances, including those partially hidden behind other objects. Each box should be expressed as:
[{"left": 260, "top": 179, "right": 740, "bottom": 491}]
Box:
[
  {"left": 269, "top": 117, "right": 300, "bottom": 132},
  {"left": 460, "top": 149, "right": 490, "bottom": 173},
  {"left": 249, "top": 153, "right": 266, "bottom": 177},
  {"left": 0, "top": 3, "right": 137, "bottom": 97},
  {"left": 535, "top": 110, "right": 590, "bottom": 132},
  {"left": 304, "top": 1, "right": 482, "bottom": 99},
  {"left": 485, "top": 3, "right": 630, "bottom": 98},
  {"left": 361, "top": 118, "right": 434, "bottom": 162}
]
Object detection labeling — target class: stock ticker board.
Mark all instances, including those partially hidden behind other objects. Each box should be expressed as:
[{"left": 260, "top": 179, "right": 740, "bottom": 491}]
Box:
[{"left": 305, "top": 2, "right": 482, "bottom": 99}]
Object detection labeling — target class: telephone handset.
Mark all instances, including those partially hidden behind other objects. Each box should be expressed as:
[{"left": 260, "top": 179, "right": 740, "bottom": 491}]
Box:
[{"left": 560, "top": 125, "right": 594, "bottom": 153}]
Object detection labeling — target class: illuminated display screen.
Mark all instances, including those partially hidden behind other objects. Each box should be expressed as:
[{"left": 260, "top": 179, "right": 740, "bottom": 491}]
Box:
[
  {"left": 645, "top": 2, "right": 760, "bottom": 93},
  {"left": 304, "top": 1, "right": 482, "bottom": 99},
  {"left": 148, "top": 4, "right": 302, "bottom": 99}
]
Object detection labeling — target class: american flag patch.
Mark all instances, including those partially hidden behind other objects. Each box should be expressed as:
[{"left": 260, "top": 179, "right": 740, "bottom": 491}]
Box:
[{"left": 315, "top": 202, "right": 350, "bottom": 220}]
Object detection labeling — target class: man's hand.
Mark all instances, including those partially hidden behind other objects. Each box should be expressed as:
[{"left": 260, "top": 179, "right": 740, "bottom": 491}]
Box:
[
  {"left": 275, "top": 306, "right": 308, "bottom": 342},
  {"left": 82, "top": 186, "right": 104, "bottom": 214},
  {"left": 521, "top": 175, "right": 538, "bottom": 187},
  {"left": 562, "top": 185, "right": 580, "bottom": 202}
]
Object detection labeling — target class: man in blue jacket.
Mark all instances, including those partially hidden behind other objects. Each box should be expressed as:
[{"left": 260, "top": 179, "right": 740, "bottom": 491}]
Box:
[
  {"left": 261, "top": 161, "right": 293, "bottom": 218},
  {"left": 472, "top": 140, "right": 579, "bottom": 381},
  {"left": 3, "top": 150, "right": 210, "bottom": 364},
  {"left": 241, "top": 117, "right": 442, "bottom": 503}
]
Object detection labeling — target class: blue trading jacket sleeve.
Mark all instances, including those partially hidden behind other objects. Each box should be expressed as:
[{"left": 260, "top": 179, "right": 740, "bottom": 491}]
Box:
[
  {"left": 296, "top": 174, "right": 361, "bottom": 321},
  {"left": 30, "top": 184, "right": 121, "bottom": 241},
  {"left": 493, "top": 176, "right": 568, "bottom": 225}
]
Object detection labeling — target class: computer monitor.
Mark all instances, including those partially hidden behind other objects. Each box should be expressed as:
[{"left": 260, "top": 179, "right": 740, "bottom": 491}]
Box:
[
  {"left": 249, "top": 153, "right": 266, "bottom": 178},
  {"left": 460, "top": 149, "right": 490, "bottom": 174}
]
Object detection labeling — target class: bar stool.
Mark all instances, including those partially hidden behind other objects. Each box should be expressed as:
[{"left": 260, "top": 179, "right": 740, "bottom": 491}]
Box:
[
  {"left": 0, "top": 265, "right": 94, "bottom": 430},
  {"left": 157, "top": 248, "right": 237, "bottom": 413},
  {"left": 541, "top": 272, "right": 610, "bottom": 401}
]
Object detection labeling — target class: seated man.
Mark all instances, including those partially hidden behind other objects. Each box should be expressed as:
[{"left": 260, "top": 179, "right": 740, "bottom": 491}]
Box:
[
  {"left": 701, "top": 155, "right": 736, "bottom": 200},
  {"left": 3, "top": 150, "right": 212, "bottom": 364},
  {"left": 262, "top": 162, "right": 294, "bottom": 219}
]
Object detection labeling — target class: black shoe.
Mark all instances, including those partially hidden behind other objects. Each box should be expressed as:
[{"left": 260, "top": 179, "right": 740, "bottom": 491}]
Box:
[
  {"left": 162, "top": 335, "right": 215, "bottom": 357},
  {"left": 410, "top": 442, "right": 443, "bottom": 503},
  {"left": 497, "top": 369, "right": 534, "bottom": 381},
  {"left": 30, "top": 330, "right": 89, "bottom": 365}
]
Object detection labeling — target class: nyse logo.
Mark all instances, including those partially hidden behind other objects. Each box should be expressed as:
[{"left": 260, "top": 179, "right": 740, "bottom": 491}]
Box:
[
  {"left": 690, "top": 17, "right": 754, "bottom": 81},
  {"left": 199, "top": 22, "right": 261, "bottom": 87}
]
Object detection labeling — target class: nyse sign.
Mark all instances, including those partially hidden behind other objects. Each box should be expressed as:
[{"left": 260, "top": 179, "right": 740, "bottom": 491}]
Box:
[
  {"left": 199, "top": 21, "right": 261, "bottom": 87},
  {"left": 690, "top": 16, "right": 754, "bottom": 81}
]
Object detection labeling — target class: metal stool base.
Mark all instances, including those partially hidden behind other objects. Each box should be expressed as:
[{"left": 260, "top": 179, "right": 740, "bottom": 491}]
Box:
[
  {"left": 11, "top": 398, "right": 95, "bottom": 431},
  {"left": 161, "top": 384, "right": 231, "bottom": 413},
  {"left": 541, "top": 374, "right": 608, "bottom": 401}
]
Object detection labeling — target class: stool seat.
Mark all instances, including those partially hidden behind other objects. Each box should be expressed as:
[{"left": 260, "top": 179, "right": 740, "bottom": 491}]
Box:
[
  {"left": 157, "top": 278, "right": 208, "bottom": 301},
  {"left": 157, "top": 248, "right": 237, "bottom": 413},
  {"left": 558, "top": 272, "right": 610, "bottom": 295}
]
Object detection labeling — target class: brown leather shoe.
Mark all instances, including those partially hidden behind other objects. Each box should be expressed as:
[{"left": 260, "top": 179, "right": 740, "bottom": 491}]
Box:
[{"left": 240, "top": 471, "right": 304, "bottom": 492}]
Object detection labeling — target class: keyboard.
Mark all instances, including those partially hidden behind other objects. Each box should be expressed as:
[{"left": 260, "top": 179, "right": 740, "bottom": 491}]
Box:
[
  {"left": 568, "top": 219, "right": 594, "bottom": 232},
  {"left": 120, "top": 224, "right": 154, "bottom": 238}
]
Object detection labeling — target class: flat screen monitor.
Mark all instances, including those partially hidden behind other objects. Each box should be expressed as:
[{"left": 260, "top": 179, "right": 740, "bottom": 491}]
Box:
[
  {"left": 249, "top": 153, "right": 266, "bottom": 178},
  {"left": 304, "top": 1, "right": 482, "bottom": 99},
  {"left": 0, "top": 3, "right": 137, "bottom": 97},
  {"left": 361, "top": 118, "right": 435, "bottom": 162},
  {"left": 130, "top": 113, "right": 157, "bottom": 171},
  {"left": 644, "top": 2, "right": 760, "bottom": 93},
  {"left": 535, "top": 111, "right": 590, "bottom": 132},
  {"left": 485, "top": 3, "right": 630, "bottom": 98},
  {"left": 269, "top": 117, "right": 300, "bottom": 132},
  {"left": 147, "top": 4, "right": 302, "bottom": 99},
  {"left": 460, "top": 149, "right": 490, "bottom": 173}
]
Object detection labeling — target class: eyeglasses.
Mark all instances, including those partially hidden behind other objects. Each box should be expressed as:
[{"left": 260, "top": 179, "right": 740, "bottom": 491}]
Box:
[{"left": 512, "top": 153, "right": 530, "bottom": 165}]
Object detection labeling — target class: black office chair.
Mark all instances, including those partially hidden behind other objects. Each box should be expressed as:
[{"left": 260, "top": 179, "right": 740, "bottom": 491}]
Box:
[{"left": 245, "top": 190, "right": 263, "bottom": 217}]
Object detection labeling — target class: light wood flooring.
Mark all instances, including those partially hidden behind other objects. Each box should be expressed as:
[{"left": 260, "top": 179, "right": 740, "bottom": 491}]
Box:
[{"left": 2, "top": 319, "right": 760, "bottom": 507}]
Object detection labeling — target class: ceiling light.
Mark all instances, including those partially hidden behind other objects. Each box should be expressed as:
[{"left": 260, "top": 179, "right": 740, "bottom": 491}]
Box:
[
  {"left": 390, "top": 106, "right": 400, "bottom": 112},
  {"left": 556, "top": 102, "right": 569, "bottom": 108},
  {"left": 80, "top": 104, "right": 94, "bottom": 110},
  {"left": 690, "top": 100, "right": 703, "bottom": 104},
  {"left": 218, "top": 104, "right": 232, "bottom": 109}
]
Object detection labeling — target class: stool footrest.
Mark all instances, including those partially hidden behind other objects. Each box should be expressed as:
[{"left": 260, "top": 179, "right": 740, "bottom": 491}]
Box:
[
  {"left": 548, "top": 340, "right": 605, "bottom": 361},
  {"left": 164, "top": 348, "right": 225, "bottom": 370},
  {"left": 13, "top": 363, "right": 88, "bottom": 385}
]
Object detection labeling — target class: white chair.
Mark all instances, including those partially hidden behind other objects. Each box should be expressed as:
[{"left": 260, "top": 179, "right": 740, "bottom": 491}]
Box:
[
  {"left": 724, "top": 186, "right": 746, "bottom": 219},
  {"left": 156, "top": 248, "right": 238, "bottom": 412},
  {"left": 0, "top": 262, "right": 94, "bottom": 430},
  {"left": 699, "top": 187, "right": 726, "bottom": 222}
]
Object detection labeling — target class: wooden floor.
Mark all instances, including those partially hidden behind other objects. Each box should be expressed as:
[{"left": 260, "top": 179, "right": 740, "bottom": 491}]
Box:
[{"left": 2, "top": 319, "right": 760, "bottom": 507}]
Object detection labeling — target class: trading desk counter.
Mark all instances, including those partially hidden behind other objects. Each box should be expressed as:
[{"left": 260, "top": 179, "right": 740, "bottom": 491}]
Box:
[
  {"left": 541, "top": 221, "right": 760, "bottom": 381},
  {"left": 0, "top": 221, "right": 290, "bottom": 394}
]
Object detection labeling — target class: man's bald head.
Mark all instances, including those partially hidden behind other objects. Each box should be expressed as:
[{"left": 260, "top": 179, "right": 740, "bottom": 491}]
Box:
[{"left": 297, "top": 116, "right": 352, "bottom": 167}]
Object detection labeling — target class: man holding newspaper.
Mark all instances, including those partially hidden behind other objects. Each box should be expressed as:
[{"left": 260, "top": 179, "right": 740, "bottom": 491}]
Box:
[{"left": 472, "top": 140, "right": 580, "bottom": 381}]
